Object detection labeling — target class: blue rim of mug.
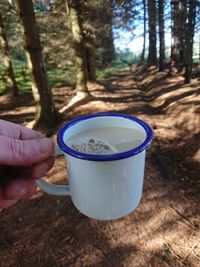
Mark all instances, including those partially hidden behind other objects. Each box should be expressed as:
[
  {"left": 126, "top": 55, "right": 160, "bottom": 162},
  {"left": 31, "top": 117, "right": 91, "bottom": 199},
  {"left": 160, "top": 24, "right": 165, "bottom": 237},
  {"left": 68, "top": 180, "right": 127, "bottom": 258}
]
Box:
[{"left": 57, "top": 113, "right": 153, "bottom": 161}]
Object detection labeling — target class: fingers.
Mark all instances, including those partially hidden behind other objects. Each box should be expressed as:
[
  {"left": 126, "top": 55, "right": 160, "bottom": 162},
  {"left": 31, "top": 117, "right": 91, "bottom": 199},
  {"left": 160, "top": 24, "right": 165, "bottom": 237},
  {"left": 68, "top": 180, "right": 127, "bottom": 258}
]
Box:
[
  {"left": 30, "top": 157, "right": 55, "bottom": 179},
  {"left": 2, "top": 178, "right": 37, "bottom": 200},
  {"left": 19, "top": 156, "right": 55, "bottom": 180},
  {"left": 0, "top": 156, "right": 55, "bottom": 203},
  {"left": 0, "top": 189, "right": 18, "bottom": 210},
  {"left": 0, "top": 157, "right": 54, "bottom": 208},
  {"left": 0, "top": 177, "right": 37, "bottom": 210},
  {"left": 0, "top": 135, "right": 54, "bottom": 166},
  {"left": 0, "top": 120, "right": 56, "bottom": 211},
  {"left": 0, "top": 119, "right": 44, "bottom": 140}
]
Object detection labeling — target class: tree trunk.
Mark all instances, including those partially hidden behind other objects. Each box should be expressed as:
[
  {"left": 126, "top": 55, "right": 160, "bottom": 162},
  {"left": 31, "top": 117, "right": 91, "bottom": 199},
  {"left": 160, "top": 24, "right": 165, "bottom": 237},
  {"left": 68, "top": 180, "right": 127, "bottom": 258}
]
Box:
[
  {"left": 101, "top": 1, "right": 115, "bottom": 65},
  {"left": 0, "top": 13, "right": 18, "bottom": 96},
  {"left": 141, "top": 0, "right": 147, "bottom": 62},
  {"left": 83, "top": 9, "right": 96, "bottom": 82},
  {"left": 158, "top": 0, "right": 165, "bottom": 71},
  {"left": 85, "top": 43, "right": 96, "bottom": 81},
  {"left": 179, "top": 0, "right": 187, "bottom": 67},
  {"left": 16, "top": 0, "right": 60, "bottom": 130},
  {"left": 170, "top": 0, "right": 180, "bottom": 75},
  {"left": 102, "top": 23, "right": 115, "bottom": 65},
  {"left": 66, "top": 0, "right": 89, "bottom": 97},
  {"left": 184, "top": 0, "right": 196, "bottom": 83},
  {"left": 147, "top": 0, "right": 157, "bottom": 66}
]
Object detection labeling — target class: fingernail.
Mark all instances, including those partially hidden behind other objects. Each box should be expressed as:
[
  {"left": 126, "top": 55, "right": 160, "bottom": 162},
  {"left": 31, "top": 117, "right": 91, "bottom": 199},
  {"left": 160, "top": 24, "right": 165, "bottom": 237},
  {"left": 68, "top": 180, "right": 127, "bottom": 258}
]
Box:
[{"left": 38, "top": 138, "right": 54, "bottom": 154}]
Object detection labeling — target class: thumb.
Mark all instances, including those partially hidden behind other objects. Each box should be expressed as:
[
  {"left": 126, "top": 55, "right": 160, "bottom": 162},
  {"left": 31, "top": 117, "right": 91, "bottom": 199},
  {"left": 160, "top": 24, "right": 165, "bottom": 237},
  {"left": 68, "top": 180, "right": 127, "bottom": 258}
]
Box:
[{"left": 0, "top": 136, "right": 54, "bottom": 166}]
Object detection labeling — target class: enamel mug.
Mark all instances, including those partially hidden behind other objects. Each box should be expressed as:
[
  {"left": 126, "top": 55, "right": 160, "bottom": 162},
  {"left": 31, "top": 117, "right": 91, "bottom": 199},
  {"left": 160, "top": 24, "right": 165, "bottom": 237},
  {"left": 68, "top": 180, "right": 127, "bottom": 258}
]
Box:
[{"left": 36, "top": 113, "right": 153, "bottom": 220}]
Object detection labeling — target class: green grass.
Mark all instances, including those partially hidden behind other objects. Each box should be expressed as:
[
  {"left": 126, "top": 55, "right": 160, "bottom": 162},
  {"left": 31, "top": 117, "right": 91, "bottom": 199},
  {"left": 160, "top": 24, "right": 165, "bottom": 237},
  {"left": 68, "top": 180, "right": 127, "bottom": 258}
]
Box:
[
  {"left": 0, "top": 64, "right": 77, "bottom": 95},
  {"left": 96, "top": 66, "right": 121, "bottom": 80},
  {"left": 14, "top": 68, "right": 32, "bottom": 92},
  {"left": 0, "top": 60, "right": 124, "bottom": 95},
  {"left": 0, "top": 66, "right": 32, "bottom": 95},
  {"left": 47, "top": 66, "right": 76, "bottom": 88}
]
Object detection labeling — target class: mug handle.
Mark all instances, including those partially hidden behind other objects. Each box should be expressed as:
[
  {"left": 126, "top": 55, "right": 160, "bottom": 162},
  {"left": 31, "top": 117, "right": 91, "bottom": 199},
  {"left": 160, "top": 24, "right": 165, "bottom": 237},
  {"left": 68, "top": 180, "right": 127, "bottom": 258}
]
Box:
[{"left": 36, "top": 145, "right": 71, "bottom": 196}]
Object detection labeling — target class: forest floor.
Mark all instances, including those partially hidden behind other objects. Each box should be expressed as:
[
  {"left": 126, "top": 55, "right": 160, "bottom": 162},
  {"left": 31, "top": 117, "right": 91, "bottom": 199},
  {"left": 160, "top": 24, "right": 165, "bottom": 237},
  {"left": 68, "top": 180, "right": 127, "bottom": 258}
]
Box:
[{"left": 0, "top": 66, "right": 199, "bottom": 267}]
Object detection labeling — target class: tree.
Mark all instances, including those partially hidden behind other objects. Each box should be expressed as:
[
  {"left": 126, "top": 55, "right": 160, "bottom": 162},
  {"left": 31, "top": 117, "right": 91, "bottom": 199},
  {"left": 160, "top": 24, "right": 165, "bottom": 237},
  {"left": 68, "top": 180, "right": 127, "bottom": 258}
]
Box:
[
  {"left": 15, "top": 0, "right": 60, "bottom": 130},
  {"left": 94, "top": 0, "right": 115, "bottom": 66},
  {"left": 147, "top": 0, "right": 157, "bottom": 66},
  {"left": 0, "top": 11, "right": 18, "bottom": 96},
  {"left": 170, "top": 0, "right": 180, "bottom": 74},
  {"left": 101, "top": 0, "right": 115, "bottom": 65},
  {"left": 158, "top": 0, "right": 165, "bottom": 71},
  {"left": 184, "top": 0, "right": 197, "bottom": 83},
  {"left": 179, "top": 0, "right": 187, "bottom": 67},
  {"left": 66, "top": 0, "right": 90, "bottom": 97},
  {"left": 141, "top": 0, "right": 147, "bottom": 62},
  {"left": 77, "top": 0, "right": 96, "bottom": 81},
  {"left": 84, "top": 28, "right": 96, "bottom": 81},
  {"left": 35, "top": 0, "right": 74, "bottom": 69},
  {"left": 119, "top": 49, "right": 135, "bottom": 72}
]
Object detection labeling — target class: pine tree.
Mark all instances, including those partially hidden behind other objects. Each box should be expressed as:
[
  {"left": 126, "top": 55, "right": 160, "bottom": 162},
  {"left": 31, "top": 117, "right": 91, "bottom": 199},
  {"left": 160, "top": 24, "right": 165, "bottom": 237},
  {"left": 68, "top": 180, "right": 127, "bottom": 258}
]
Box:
[
  {"left": 158, "top": 0, "right": 165, "bottom": 71},
  {"left": 16, "top": 0, "right": 60, "bottom": 130},
  {"left": 66, "top": 0, "right": 90, "bottom": 97},
  {"left": 147, "top": 0, "right": 157, "bottom": 66}
]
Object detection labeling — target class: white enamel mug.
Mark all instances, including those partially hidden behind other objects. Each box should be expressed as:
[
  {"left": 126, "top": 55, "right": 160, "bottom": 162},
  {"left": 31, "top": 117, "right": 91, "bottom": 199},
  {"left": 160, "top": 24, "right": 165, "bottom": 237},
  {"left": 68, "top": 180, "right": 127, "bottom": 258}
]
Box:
[{"left": 36, "top": 113, "right": 153, "bottom": 220}]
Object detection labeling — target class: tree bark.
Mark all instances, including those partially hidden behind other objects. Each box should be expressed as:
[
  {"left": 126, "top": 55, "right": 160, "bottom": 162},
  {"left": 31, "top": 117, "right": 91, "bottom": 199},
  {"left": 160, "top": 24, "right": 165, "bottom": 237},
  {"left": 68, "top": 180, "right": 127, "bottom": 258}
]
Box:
[
  {"left": 184, "top": 0, "right": 196, "bottom": 83},
  {"left": 179, "top": 0, "right": 187, "bottom": 67},
  {"left": 0, "top": 12, "right": 18, "bottom": 96},
  {"left": 16, "top": 0, "right": 60, "bottom": 130},
  {"left": 147, "top": 0, "right": 157, "bottom": 66},
  {"left": 83, "top": 5, "right": 96, "bottom": 82},
  {"left": 85, "top": 43, "right": 96, "bottom": 81},
  {"left": 66, "top": 0, "right": 89, "bottom": 97},
  {"left": 141, "top": 0, "right": 147, "bottom": 62},
  {"left": 158, "top": 0, "right": 165, "bottom": 71},
  {"left": 170, "top": 0, "right": 180, "bottom": 75},
  {"left": 101, "top": 0, "right": 115, "bottom": 65}
]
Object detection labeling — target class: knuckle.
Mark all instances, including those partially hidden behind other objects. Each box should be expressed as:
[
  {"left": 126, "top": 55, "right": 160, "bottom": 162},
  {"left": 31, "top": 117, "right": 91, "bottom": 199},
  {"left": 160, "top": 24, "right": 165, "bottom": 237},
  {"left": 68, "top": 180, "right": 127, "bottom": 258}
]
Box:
[{"left": 8, "top": 139, "right": 26, "bottom": 163}]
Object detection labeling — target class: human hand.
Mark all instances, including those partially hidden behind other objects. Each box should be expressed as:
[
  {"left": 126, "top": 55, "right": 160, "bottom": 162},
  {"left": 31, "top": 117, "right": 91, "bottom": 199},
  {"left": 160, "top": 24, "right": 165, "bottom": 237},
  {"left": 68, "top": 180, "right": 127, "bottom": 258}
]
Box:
[{"left": 0, "top": 120, "right": 55, "bottom": 211}]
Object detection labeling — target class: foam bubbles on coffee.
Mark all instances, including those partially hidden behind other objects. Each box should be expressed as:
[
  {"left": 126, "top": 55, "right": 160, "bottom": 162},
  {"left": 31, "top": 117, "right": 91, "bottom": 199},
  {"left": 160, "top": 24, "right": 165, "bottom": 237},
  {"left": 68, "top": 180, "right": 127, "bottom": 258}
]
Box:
[
  {"left": 67, "top": 126, "right": 144, "bottom": 155},
  {"left": 68, "top": 137, "right": 118, "bottom": 155}
]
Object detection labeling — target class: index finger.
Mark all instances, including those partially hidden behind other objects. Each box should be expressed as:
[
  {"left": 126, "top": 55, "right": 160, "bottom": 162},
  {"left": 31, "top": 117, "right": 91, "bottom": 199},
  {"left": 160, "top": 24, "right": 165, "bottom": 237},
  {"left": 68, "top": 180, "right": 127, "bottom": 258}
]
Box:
[
  {"left": 0, "top": 120, "right": 44, "bottom": 140},
  {"left": 0, "top": 135, "right": 54, "bottom": 166}
]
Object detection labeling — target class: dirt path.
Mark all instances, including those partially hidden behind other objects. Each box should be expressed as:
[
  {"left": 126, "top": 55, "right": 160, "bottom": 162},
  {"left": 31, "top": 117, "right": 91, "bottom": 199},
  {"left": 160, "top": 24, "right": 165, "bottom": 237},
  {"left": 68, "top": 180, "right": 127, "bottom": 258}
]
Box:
[{"left": 0, "top": 68, "right": 199, "bottom": 267}]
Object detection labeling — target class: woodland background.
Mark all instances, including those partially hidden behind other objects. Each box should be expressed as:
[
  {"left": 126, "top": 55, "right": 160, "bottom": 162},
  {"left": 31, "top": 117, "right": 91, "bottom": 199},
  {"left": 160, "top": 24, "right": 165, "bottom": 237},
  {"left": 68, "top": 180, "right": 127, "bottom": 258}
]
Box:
[{"left": 0, "top": 0, "right": 200, "bottom": 266}]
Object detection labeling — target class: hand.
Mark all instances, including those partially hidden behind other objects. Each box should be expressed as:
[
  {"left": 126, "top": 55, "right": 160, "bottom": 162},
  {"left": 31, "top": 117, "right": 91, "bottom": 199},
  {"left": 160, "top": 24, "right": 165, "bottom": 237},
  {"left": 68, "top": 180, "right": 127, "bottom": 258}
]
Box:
[{"left": 0, "top": 119, "right": 55, "bottom": 211}]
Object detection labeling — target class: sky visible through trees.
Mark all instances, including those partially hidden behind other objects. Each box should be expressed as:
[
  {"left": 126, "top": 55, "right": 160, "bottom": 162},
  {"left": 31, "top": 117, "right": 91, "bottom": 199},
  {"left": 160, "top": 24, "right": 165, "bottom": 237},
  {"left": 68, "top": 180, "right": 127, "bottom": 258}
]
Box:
[{"left": 115, "top": 2, "right": 199, "bottom": 59}]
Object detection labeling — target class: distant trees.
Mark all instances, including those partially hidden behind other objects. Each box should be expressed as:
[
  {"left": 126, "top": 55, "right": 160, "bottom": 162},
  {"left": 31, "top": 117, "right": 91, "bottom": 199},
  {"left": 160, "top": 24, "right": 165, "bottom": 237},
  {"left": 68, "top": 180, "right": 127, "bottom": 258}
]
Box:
[
  {"left": 169, "top": 0, "right": 197, "bottom": 82},
  {"left": 141, "top": 0, "right": 197, "bottom": 82}
]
